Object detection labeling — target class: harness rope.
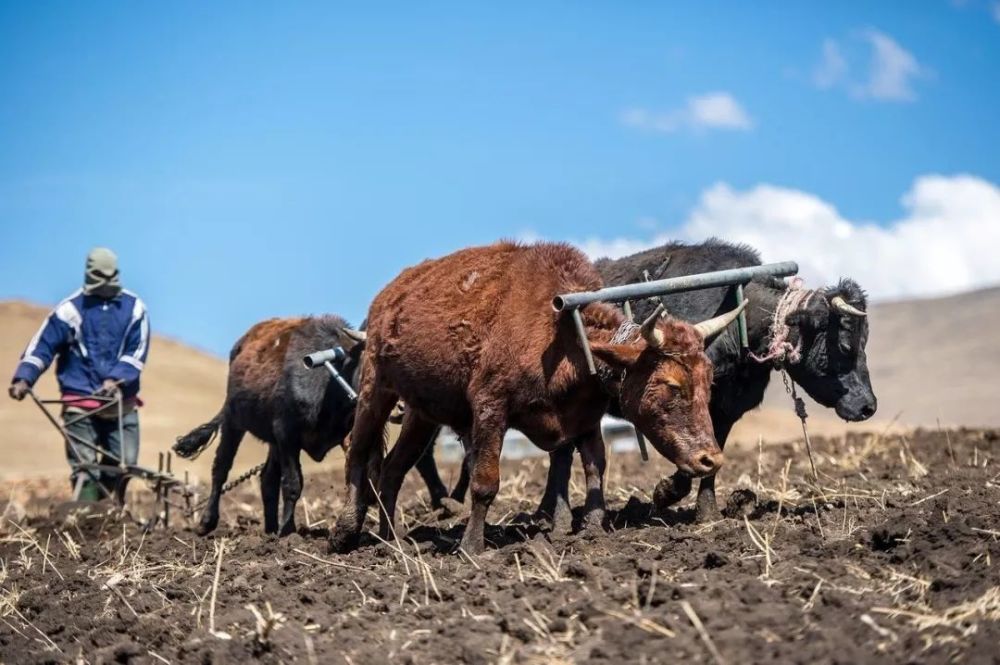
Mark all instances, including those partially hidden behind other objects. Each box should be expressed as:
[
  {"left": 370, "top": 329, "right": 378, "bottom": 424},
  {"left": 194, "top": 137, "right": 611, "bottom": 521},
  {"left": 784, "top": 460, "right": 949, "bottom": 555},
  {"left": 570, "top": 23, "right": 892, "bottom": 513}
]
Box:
[
  {"left": 750, "top": 277, "right": 815, "bottom": 365},
  {"left": 781, "top": 370, "right": 819, "bottom": 481},
  {"left": 748, "top": 277, "right": 821, "bottom": 481},
  {"left": 609, "top": 320, "right": 640, "bottom": 345}
]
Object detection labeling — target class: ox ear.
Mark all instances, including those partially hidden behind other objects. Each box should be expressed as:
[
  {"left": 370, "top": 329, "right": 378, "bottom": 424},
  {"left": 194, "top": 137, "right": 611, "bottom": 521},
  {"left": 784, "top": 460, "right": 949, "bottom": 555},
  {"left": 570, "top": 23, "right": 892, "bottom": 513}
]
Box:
[{"left": 589, "top": 341, "right": 643, "bottom": 370}]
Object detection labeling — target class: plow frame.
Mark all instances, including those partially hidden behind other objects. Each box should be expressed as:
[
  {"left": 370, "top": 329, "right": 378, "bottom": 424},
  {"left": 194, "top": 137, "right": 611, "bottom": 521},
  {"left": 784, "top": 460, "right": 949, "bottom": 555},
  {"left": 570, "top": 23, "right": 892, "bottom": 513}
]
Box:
[{"left": 26, "top": 389, "right": 197, "bottom": 532}]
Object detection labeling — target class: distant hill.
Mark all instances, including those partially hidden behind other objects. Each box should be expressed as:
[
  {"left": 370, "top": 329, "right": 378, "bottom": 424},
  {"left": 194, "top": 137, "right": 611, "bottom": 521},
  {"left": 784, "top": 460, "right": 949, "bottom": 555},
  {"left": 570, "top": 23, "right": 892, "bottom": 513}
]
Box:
[{"left": 1, "top": 286, "right": 997, "bottom": 481}]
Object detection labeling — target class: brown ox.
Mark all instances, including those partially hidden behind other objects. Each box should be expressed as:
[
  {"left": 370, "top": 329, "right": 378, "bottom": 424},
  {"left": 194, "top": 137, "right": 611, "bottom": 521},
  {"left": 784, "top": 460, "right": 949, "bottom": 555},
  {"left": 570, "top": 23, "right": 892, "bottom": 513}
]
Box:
[{"left": 330, "top": 241, "right": 744, "bottom": 554}]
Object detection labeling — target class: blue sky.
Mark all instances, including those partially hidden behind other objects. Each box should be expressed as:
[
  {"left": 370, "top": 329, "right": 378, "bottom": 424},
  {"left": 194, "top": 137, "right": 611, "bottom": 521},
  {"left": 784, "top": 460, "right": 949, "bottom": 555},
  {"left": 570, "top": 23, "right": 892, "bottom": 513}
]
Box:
[{"left": 1, "top": 2, "right": 998, "bottom": 356}]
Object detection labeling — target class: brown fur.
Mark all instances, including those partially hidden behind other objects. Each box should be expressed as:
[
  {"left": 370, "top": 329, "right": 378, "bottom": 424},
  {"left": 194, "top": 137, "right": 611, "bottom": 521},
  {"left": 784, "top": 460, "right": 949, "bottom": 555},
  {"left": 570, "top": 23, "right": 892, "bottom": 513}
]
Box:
[
  {"left": 330, "top": 242, "right": 723, "bottom": 554},
  {"left": 229, "top": 318, "right": 307, "bottom": 405}
]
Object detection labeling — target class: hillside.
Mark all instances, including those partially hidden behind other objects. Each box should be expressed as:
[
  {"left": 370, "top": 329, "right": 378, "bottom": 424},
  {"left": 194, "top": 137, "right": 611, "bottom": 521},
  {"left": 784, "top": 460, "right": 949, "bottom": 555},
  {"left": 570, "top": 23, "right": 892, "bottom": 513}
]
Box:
[{"left": 1, "top": 286, "right": 997, "bottom": 481}]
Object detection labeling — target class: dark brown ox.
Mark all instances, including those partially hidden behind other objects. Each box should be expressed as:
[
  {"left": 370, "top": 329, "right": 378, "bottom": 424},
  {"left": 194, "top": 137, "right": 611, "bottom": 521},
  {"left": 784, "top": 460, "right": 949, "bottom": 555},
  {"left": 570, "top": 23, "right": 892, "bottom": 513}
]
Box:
[
  {"left": 330, "top": 241, "right": 744, "bottom": 554},
  {"left": 173, "top": 316, "right": 364, "bottom": 536}
]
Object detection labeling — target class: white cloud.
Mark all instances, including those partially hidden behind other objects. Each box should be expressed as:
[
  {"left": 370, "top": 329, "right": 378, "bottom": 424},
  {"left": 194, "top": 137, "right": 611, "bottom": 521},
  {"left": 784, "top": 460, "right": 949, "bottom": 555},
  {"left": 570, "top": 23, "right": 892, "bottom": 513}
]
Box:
[
  {"left": 566, "top": 174, "right": 1000, "bottom": 301},
  {"left": 811, "top": 29, "right": 925, "bottom": 102},
  {"left": 812, "top": 39, "right": 847, "bottom": 89},
  {"left": 621, "top": 92, "right": 753, "bottom": 134},
  {"left": 859, "top": 29, "right": 923, "bottom": 101}
]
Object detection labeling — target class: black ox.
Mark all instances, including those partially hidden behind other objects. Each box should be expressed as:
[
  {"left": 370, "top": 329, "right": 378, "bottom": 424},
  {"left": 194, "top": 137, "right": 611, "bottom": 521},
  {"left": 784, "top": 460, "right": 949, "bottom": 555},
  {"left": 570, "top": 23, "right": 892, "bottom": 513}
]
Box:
[{"left": 173, "top": 316, "right": 367, "bottom": 536}]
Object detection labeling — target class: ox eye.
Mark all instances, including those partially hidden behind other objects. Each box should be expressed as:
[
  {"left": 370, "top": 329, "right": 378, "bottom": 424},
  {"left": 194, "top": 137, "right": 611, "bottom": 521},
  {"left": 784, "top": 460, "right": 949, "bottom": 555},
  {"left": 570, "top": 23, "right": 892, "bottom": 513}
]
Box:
[{"left": 665, "top": 379, "right": 681, "bottom": 390}]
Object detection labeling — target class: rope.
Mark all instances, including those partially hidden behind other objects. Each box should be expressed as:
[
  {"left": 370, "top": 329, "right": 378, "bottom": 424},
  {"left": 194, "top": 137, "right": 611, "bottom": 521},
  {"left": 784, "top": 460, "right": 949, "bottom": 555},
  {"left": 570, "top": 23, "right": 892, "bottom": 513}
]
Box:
[
  {"left": 782, "top": 371, "right": 819, "bottom": 481},
  {"left": 610, "top": 320, "right": 640, "bottom": 344},
  {"left": 750, "top": 277, "right": 816, "bottom": 366}
]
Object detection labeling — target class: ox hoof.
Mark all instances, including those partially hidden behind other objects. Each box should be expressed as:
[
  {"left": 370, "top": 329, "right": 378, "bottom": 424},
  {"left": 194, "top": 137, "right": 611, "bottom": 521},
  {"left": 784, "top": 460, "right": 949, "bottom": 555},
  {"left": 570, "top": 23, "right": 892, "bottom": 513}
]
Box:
[
  {"left": 329, "top": 529, "right": 360, "bottom": 554},
  {"left": 695, "top": 504, "right": 722, "bottom": 523},
  {"left": 652, "top": 474, "right": 693, "bottom": 512},
  {"left": 533, "top": 498, "right": 572, "bottom": 534},
  {"left": 438, "top": 497, "right": 465, "bottom": 517},
  {"left": 459, "top": 539, "right": 485, "bottom": 556},
  {"left": 458, "top": 526, "right": 486, "bottom": 555},
  {"left": 695, "top": 494, "right": 722, "bottom": 523},
  {"left": 580, "top": 509, "right": 606, "bottom": 534},
  {"left": 194, "top": 520, "right": 218, "bottom": 537}
]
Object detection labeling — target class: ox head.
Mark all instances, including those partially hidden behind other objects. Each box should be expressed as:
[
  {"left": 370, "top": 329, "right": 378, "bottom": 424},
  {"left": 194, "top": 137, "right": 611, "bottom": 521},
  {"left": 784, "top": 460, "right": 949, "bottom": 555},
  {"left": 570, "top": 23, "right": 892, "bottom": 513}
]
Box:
[
  {"left": 589, "top": 303, "right": 746, "bottom": 477},
  {"left": 784, "top": 279, "right": 877, "bottom": 422}
]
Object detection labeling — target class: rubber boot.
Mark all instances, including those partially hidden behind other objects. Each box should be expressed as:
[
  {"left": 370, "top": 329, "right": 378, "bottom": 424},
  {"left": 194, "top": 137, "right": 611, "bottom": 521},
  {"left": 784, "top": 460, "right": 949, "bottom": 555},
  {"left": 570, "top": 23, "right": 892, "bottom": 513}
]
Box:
[{"left": 76, "top": 479, "right": 102, "bottom": 502}]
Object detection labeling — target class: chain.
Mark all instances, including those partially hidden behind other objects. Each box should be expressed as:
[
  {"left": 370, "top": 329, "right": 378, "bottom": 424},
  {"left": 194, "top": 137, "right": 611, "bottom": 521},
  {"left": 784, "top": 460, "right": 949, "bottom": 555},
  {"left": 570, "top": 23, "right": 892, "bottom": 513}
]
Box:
[
  {"left": 781, "top": 369, "right": 819, "bottom": 481},
  {"left": 185, "top": 462, "right": 267, "bottom": 517}
]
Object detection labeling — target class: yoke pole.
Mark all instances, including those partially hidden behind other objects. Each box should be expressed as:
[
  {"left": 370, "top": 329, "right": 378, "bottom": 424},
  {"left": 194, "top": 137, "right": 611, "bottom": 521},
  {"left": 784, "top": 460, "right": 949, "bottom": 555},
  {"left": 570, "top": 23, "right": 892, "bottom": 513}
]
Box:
[{"left": 552, "top": 261, "right": 799, "bottom": 312}]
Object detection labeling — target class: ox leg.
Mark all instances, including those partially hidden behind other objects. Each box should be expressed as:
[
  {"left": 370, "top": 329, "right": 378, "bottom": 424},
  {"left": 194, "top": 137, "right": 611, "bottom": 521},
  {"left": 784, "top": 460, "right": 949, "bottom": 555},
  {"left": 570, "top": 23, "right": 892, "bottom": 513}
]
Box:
[
  {"left": 261, "top": 446, "right": 281, "bottom": 535},
  {"left": 330, "top": 386, "right": 397, "bottom": 553},
  {"left": 196, "top": 421, "right": 245, "bottom": 536},
  {"left": 413, "top": 426, "right": 448, "bottom": 508},
  {"left": 378, "top": 412, "right": 439, "bottom": 539},
  {"left": 695, "top": 411, "right": 735, "bottom": 523},
  {"left": 460, "top": 402, "right": 506, "bottom": 555},
  {"left": 533, "top": 445, "right": 574, "bottom": 531},
  {"left": 652, "top": 471, "right": 692, "bottom": 512},
  {"left": 278, "top": 446, "right": 304, "bottom": 536},
  {"left": 577, "top": 429, "right": 607, "bottom": 530},
  {"left": 449, "top": 435, "right": 472, "bottom": 503}
]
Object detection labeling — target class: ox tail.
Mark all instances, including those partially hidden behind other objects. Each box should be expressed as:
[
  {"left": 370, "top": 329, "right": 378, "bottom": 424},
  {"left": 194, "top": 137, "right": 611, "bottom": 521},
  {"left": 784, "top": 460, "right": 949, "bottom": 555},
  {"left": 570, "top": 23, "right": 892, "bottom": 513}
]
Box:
[{"left": 173, "top": 410, "right": 224, "bottom": 460}]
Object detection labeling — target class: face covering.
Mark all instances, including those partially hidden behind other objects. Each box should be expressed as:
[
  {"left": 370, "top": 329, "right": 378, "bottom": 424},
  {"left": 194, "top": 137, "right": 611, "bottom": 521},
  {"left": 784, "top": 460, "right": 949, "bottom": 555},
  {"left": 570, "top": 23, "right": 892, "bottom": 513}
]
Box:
[{"left": 83, "top": 247, "right": 123, "bottom": 300}]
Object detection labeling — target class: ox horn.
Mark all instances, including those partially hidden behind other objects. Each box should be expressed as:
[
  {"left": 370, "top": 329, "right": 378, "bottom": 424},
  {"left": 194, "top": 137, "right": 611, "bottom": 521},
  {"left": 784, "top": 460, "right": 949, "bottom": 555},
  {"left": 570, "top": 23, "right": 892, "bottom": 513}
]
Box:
[
  {"left": 343, "top": 328, "right": 367, "bottom": 342},
  {"left": 694, "top": 299, "right": 749, "bottom": 342},
  {"left": 639, "top": 303, "right": 667, "bottom": 348},
  {"left": 830, "top": 295, "right": 867, "bottom": 318}
]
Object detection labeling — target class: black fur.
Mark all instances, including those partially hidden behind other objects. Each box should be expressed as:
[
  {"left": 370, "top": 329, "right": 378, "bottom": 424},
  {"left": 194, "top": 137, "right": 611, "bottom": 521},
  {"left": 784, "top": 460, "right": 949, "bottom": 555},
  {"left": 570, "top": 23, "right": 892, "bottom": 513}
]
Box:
[
  {"left": 175, "top": 315, "right": 365, "bottom": 537},
  {"left": 173, "top": 412, "right": 224, "bottom": 459}
]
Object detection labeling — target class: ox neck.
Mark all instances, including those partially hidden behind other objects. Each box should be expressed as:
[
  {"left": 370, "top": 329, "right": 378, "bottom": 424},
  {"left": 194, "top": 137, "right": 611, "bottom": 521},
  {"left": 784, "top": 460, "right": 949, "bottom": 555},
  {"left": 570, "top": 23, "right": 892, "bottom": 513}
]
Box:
[
  {"left": 579, "top": 303, "right": 631, "bottom": 415},
  {"left": 742, "top": 280, "right": 801, "bottom": 366}
]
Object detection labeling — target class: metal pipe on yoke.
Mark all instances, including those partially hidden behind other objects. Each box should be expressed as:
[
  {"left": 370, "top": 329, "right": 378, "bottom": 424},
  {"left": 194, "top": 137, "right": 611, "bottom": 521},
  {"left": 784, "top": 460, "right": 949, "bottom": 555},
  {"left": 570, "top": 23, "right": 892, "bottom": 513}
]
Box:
[
  {"left": 303, "top": 347, "right": 358, "bottom": 402},
  {"left": 303, "top": 347, "right": 347, "bottom": 369},
  {"left": 552, "top": 261, "right": 799, "bottom": 312}
]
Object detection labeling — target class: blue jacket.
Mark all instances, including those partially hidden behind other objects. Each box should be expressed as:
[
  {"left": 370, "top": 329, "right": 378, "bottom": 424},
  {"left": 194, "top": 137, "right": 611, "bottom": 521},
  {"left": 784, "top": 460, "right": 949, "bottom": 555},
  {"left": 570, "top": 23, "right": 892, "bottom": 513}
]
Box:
[{"left": 12, "top": 289, "right": 150, "bottom": 399}]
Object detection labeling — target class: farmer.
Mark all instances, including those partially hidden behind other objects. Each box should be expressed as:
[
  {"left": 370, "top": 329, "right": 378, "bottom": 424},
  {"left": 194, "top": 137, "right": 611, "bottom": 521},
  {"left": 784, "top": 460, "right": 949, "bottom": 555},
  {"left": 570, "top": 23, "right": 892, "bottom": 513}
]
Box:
[{"left": 8, "top": 248, "right": 150, "bottom": 501}]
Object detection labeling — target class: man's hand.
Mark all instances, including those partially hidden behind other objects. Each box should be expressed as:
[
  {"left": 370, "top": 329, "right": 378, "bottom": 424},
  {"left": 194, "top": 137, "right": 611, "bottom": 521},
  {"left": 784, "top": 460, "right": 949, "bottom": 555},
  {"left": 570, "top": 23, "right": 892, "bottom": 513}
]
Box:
[
  {"left": 98, "top": 379, "right": 121, "bottom": 398},
  {"left": 8, "top": 380, "right": 29, "bottom": 401}
]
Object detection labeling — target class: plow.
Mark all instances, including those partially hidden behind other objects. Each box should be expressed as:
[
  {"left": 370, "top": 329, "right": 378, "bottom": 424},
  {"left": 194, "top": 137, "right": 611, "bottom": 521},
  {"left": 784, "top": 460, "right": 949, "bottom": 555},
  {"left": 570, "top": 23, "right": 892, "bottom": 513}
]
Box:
[{"left": 24, "top": 389, "right": 262, "bottom": 531}]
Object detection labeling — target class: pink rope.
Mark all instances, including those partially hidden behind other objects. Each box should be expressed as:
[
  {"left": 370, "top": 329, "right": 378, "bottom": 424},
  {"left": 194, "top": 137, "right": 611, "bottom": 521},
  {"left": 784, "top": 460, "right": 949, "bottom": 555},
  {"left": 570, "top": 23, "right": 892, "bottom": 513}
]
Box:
[{"left": 750, "top": 277, "right": 816, "bottom": 366}]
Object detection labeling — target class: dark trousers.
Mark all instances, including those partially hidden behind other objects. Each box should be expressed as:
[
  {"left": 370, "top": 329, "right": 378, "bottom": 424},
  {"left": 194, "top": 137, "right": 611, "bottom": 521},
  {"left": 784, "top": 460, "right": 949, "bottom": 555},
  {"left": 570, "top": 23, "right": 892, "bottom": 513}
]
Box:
[{"left": 63, "top": 410, "right": 140, "bottom": 497}]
